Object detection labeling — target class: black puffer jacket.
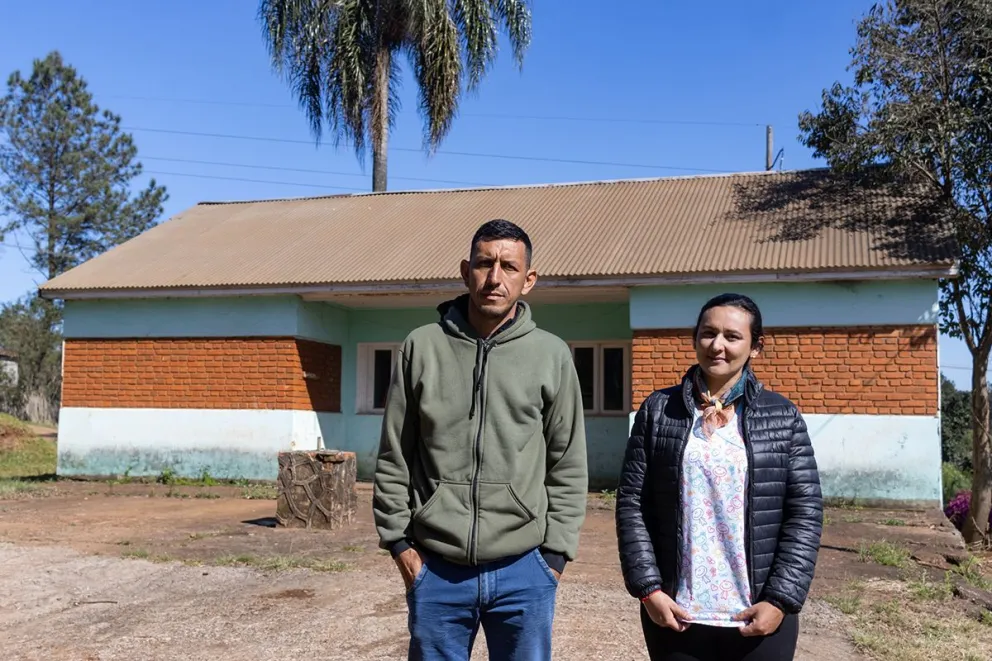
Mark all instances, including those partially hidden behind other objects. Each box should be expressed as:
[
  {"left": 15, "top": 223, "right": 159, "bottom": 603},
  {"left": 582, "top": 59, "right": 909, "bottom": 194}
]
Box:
[{"left": 615, "top": 366, "right": 823, "bottom": 614}]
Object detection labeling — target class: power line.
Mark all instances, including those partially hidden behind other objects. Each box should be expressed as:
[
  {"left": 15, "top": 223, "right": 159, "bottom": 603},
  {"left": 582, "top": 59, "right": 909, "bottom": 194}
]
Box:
[
  {"left": 463, "top": 112, "right": 763, "bottom": 128},
  {"left": 143, "top": 170, "right": 366, "bottom": 192},
  {"left": 942, "top": 364, "right": 992, "bottom": 372},
  {"left": 142, "top": 156, "right": 485, "bottom": 187},
  {"left": 106, "top": 94, "right": 764, "bottom": 127},
  {"left": 124, "top": 125, "right": 728, "bottom": 173}
]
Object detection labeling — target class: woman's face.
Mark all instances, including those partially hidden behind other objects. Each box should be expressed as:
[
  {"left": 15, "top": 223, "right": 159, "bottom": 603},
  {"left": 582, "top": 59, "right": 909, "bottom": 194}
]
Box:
[{"left": 694, "top": 305, "right": 761, "bottom": 384}]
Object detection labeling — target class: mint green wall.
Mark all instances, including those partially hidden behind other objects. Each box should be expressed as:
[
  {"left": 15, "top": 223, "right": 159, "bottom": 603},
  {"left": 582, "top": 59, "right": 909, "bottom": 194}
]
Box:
[
  {"left": 60, "top": 296, "right": 632, "bottom": 487},
  {"left": 531, "top": 303, "right": 632, "bottom": 340},
  {"left": 63, "top": 296, "right": 301, "bottom": 338},
  {"left": 630, "top": 280, "right": 939, "bottom": 329}
]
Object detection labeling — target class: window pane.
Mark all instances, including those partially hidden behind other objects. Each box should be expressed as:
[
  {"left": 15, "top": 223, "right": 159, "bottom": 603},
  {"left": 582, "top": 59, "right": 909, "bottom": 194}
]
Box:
[
  {"left": 573, "top": 347, "right": 595, "bottom": 411},
  {"left": 602, "top": 347, "right": 625, "bottom": 411},
  {"left": 372, "top": 349, "right": 394, "bottom": 409}
]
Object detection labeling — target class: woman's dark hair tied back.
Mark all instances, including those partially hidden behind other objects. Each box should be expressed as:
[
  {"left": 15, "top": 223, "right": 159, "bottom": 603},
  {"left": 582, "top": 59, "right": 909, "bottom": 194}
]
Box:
[{"left": 693, "top": 293, "right": 764, "bottom": 350}]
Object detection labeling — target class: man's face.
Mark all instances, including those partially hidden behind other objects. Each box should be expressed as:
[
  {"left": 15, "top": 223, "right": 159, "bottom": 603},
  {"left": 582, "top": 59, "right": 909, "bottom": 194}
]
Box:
[{"left": 460, "top": 238, "right": 537, "bottom": 321}]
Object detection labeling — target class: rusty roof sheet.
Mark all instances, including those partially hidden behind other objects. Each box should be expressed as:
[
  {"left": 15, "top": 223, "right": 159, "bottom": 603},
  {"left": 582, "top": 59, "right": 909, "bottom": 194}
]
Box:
[{"left": 39, "top": 169, "right": 957, "bottom": 295}]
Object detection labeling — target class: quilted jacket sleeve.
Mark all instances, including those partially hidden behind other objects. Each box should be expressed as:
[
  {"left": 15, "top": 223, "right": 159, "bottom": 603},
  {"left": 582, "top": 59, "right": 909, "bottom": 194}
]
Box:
[
  {"left": 615, "top": 398, "right": 663, "bottom": 599},
  {"left": 761, "top": 409, "right": 824, "bottom": 613}
]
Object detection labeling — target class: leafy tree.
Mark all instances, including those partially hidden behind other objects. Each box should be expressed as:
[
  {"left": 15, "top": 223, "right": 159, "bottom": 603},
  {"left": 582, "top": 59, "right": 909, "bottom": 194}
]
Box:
[
  {"left": 259, "top": 0, "right": 532, "bottom": 191},
  {"left": 799, "top": 0, "right": 992, "bottom": 545},
  {"left": 0, "top": 51, "right": 167, "bottom": 282},
  {"left": 0, "top": 51, "right": 166, "bottom": 422},
  {"left": 942, "top": 374, "right": 973, "bottom": 471},
  {"left": 0, "top": 297, "right": 61, "bottom": 423}
]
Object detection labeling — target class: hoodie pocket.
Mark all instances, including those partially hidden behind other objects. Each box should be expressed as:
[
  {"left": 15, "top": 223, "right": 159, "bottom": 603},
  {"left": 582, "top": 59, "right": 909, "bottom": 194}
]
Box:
[
  {"left": 412, "top": 481, "right": 473, "bottom": 560},
  {"left": 476, "top": 482, "right": 542, "bottom": 563}
]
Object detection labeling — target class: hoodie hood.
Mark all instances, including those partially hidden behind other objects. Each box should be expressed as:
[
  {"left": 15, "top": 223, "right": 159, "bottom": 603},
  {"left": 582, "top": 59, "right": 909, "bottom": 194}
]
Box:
[{"left": 437, "top": 293, "right": 536, "bottom": 344}]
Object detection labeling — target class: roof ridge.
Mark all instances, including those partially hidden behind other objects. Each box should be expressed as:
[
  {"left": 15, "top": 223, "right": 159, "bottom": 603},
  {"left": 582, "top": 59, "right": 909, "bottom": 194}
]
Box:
[{"left": 196, "top": 168, "right": 820, "bottom": 207}]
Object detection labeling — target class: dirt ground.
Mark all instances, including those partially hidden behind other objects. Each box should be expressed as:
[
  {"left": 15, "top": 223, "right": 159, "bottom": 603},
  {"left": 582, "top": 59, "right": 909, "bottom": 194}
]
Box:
[{"left": 0, "top": 481, "right": 986, "bottom": 660}]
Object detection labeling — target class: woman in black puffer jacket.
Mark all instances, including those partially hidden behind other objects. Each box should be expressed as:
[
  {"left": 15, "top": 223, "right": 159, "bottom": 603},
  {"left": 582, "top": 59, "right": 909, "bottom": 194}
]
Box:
[{"left": 616, "top": 293, "right": 822, "bottom": 661}]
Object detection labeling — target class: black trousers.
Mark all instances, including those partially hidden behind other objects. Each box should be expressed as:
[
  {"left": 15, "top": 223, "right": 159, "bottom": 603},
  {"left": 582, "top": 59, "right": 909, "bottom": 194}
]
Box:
[{"left": 640, "top": 606, "right": 799, "bottom": 661}]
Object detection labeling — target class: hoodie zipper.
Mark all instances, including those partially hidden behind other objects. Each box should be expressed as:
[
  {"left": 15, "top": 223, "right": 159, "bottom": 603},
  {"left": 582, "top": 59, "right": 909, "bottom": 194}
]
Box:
[{"left": 468, "top": 339, "right": 494, "bottom": 565}]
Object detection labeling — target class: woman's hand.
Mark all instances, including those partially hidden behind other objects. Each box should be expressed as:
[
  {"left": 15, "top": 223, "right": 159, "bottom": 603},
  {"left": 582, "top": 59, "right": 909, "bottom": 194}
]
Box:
[
  {"left": 643, "top": 591, "right": 692, "bottom": 632},
  {"left": 733, "top": 601, "right": 784, "bottom": 636}
]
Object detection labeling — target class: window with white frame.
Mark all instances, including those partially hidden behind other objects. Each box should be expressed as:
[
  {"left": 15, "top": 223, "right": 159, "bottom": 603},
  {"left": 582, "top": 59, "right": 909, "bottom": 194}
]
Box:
[
  {"left": 356, "top": 343, "right": 400, "bottom": 413},
  {"left": 568, "top": 342, "right": 631, "bottom": 415}
]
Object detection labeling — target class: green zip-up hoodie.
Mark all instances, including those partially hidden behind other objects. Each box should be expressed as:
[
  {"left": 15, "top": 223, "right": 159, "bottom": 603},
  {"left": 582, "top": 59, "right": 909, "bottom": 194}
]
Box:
[{"left": 372, "top": 294, "right": 588, "bottom": 565}]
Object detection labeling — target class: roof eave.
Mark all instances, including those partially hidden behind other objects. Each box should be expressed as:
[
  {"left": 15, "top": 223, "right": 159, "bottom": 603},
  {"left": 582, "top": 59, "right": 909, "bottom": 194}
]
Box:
[{"left": 39, "top": 262, "right": 960, "bottom": 301}]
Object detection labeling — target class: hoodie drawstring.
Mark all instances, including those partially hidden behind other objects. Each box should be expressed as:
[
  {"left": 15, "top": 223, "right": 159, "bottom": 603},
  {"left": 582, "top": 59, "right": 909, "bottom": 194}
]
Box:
[{"left": 470, "top": 340, "right": 483, "bottom": 419}]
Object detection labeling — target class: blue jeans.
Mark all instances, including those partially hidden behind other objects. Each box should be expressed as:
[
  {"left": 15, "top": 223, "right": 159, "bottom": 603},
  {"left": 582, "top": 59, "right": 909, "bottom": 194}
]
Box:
[{"left": 406, "top": 547, "right": 559, "bottom": 661}]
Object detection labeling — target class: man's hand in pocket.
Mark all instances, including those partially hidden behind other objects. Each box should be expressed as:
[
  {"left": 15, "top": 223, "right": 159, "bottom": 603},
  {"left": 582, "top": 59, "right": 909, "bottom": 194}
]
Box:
[{"left": 395, "top": 547, "right": 424, "bottom": 591}]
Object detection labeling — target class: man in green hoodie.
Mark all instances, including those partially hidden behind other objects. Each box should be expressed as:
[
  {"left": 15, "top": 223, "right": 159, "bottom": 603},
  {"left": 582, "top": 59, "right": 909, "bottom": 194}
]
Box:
[{"left": 373, "top": 218, "right": 588, "bottom": 661}]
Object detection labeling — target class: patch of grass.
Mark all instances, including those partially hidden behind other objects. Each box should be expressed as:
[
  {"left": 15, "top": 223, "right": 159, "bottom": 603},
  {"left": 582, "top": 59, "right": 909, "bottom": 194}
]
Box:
[
  {"left": 242, "top": 484, "right": 278, "bottom": 500},
  {"left": 823, "top": 513, "right": 834, "bottom": 526},
  {"left": 117, "top": 540, "right": 132, "bottom": 547},
  {"left": 193, "top": 491, "right": 221, "bottom": 499},
  {"left": 908, "top": 573, "right": 953, "bottom": 601},
  {"left": 157, "top": 467, "right": 221, "bottom": 487},
  {"left": 0, "top": 478, "right": 58, "bottom": 498},
  {"left": 121, "top": 548, "right": 174, "bottom": 563},
  {"left": 858, "top": 540, "right": 911, "bottom": 568},
  {"left": 980, "top": 610, "right": 992, "bottom": 627},
  {"left": 843, "top": 580, "right": 992, "bottom": 661},
  {"left": 343, "top": 545, "right": 364, "bottom": 553},
  {"left": 832, "top": 497, "right": 867, "bottom": 511},
  {"left": 950, "top": 556, "right": 992, "bottom": 590},
  {"left": 881, "top": 518, "right": 907, "bottom": 526},
  {"left": 215, "top": 554, "right": 349, "bottom": 573},
  {"left": 109, "top": 468, "right": 136, "bottom": 485},
  {"left": 598, "top": 489, "right": 616, "bottom": 507},
  {"left": 870, "top": 599, "right": 905, "bottom": 626},
  {"left": 0, "top": 415, "right": 57, "bottom": 479},
  {"left": 157, "top": 468, "right": 179, "bottom": 485},
  {"left": 826, "top": 593, "right": 861, "bottom": 614},
  {"left": 842, "top": 514, "right": 865, "bottom": 524}
]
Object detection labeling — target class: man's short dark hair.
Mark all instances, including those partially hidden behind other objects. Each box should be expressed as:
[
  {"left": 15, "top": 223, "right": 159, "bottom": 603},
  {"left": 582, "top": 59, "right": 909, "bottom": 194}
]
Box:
[{"left": 470, "top": 219, "right": 533, "bottom": 266}]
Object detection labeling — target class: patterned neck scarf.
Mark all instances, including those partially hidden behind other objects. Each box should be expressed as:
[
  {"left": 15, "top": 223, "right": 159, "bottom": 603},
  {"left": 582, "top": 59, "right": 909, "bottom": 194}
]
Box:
[{"left": 692, "top": 366, "right": 749, "bottom": 440}]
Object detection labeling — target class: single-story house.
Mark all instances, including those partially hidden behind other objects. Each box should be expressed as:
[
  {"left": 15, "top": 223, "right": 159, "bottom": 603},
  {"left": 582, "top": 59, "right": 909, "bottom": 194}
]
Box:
[
  {"left": 39, "top": 170, "right": 957, "bottom": 505},
  {"left": 0, "top": 346, "right": 17, "bottom": 387}
]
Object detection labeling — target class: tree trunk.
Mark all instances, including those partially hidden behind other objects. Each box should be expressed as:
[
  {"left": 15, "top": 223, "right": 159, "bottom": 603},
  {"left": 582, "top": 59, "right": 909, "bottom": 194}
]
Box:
[
  {"left": 371, "top": 47, "right": 390, "bottom": 192},
  {"left": 275, "top": 450, "right": 358, "bottom": 530},
  {"left": 962, "top": 348, "right": 992, "bottom": 546}
]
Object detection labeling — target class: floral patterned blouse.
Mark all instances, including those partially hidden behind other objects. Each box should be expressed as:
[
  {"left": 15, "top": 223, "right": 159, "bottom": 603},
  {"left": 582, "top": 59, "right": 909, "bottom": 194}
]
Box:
[{"left": 675, "top": 408, "right": 752, "bottom": 627}]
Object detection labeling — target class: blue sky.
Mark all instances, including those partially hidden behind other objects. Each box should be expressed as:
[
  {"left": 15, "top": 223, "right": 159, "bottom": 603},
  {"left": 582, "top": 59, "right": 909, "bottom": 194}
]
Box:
[{"left": 0, "top": 0, "right": 980, "bottom": 386}]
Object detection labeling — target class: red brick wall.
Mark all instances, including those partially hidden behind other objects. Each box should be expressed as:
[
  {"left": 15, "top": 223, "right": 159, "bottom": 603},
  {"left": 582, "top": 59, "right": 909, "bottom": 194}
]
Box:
[
  {"left": 62, "top": 338, "right": 341, "bottom": 411},
  {"left": 632, "top": 326, "right": 937, "bottom": 415}
]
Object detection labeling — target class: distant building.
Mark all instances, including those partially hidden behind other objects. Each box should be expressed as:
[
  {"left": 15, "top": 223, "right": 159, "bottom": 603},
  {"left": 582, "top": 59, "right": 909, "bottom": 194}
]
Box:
[{"left": 0, "top": 346, "right": 17, "bottom": 387}]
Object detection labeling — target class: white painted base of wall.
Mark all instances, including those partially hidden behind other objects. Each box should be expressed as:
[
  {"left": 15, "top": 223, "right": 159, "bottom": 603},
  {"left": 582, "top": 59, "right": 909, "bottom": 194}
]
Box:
[
  {"left": 57, "top": 407, "right": 345, "bottom": 480},
  {"left": 59, "top": 407, "right": 939, "bottom": 503},
  {"left": 629, "top": 412, "right": 941, "bottom": 505}
]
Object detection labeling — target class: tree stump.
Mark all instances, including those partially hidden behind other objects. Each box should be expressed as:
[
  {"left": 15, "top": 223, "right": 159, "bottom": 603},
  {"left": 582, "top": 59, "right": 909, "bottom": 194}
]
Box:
[{"left": 276, "top": 450, "right": 357, "bottom": 530}]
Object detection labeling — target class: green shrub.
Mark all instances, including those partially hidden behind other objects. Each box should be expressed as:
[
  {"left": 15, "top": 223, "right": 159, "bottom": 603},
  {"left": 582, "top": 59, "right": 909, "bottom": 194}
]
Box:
[{"left": 942, "top": 462, "right": 971, "bottom": 505}]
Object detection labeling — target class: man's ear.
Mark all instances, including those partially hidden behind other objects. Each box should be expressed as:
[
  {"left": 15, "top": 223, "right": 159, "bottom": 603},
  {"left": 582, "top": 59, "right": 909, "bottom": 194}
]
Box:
[
  {"left": 522, "top": 268, "right": 538, "bottom": 296},
  {"left": 460, "top": 259, "right": 470, "bottom": 287}
]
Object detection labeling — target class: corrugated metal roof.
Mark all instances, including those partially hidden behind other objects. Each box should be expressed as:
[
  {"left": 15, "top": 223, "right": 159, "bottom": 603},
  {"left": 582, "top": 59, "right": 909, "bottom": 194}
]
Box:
[{"left": 39, "top": 169, "right": 957, "bottom": 296}]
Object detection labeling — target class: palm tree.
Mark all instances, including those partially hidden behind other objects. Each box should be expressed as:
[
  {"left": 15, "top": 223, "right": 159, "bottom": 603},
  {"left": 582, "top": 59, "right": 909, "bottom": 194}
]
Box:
[{"left": 259, "top": 0, "right": 531, "bottom": 192}]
